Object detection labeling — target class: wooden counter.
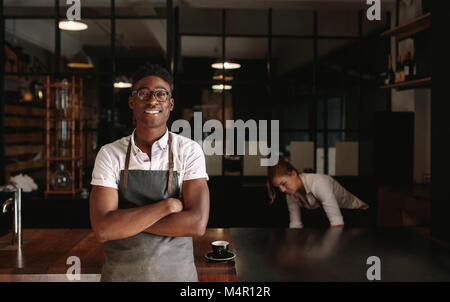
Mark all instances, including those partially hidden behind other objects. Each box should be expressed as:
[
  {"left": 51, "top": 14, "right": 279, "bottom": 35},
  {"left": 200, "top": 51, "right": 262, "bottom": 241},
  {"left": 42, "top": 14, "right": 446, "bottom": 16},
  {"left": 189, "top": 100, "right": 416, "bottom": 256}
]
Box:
[{"left": 0, "top": 228, "right": 236, "bottom": 282}]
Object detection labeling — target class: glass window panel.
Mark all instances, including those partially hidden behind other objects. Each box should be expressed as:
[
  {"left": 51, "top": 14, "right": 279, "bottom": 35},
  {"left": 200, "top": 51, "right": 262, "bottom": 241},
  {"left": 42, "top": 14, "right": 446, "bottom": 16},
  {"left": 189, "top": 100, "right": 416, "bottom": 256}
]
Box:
[
  {"left": 179, "top": 7, "right": 222, "bottom": 35},
  {"left": 180, "top": 36, "right": 222, "bottom": 60},
  {"left": 231, "top": 82, "right": 268, "bottom": 122},
  {"left": 272, "top": 38, "right": 314, "bottom": 77},
  {"left": 283, "top": 131, "right": 310, "bottom": 156},
  {"left": 225, "top": 37, "right": 268, "bottom": 60},
  {"left": 317, "top": 99, "right": 324, "bottom": 130},
  {"left": 328, "top": 97, "right": 341, "bottom": 129},
  {"left": 272, "top": 38, "right": 314, "bottom": 99},
  {"left": 59, "top": 0, "right": 110, "bottom": 17},
  {"left": 327, "top": 131, "right": 359, "bottom": 176},
  {"left": 328, "top": 131, "right": 343, "bottom": 148},
  {"left": 5, "top": 19, "right": 55, "bottom": 73},
  {"left": 317, "top": 10, "right": 358, "bottom": 37},
  {"left": 60, "top": 19, "right": 111, "bottom": 73},
  {"left": 4, "top": 0, "right": 54, "bottom": 17},
  {"left": 318, "top": 39, "right": 360, "bottom": 130},
  {"left": 178, "top": 35, "right": 225, "bottom": 127},
  {"left": 115, "top": 19, "right": 167, "bottom": 73},
  {"left": 115, "top": 0, "right": 166, "bottom": 17},
  {"left": 316, "top": 132, "right": 324, "bottom": 174},
  {"left": 272, "top": 9, "right": 313, "bottom": 36},
  {"left": 225, "top": 9, "right": 268, "bottom": 35},
  {"left": 283, "top": 102, "right": 309, "bottom": 129}
]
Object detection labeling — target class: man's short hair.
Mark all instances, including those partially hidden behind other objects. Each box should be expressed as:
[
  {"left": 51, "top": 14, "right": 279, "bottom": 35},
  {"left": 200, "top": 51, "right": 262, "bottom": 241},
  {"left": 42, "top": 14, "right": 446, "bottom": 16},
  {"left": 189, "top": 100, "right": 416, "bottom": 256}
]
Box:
[{"left": 132, "top": 62, "right": 173, "bottom": 90}]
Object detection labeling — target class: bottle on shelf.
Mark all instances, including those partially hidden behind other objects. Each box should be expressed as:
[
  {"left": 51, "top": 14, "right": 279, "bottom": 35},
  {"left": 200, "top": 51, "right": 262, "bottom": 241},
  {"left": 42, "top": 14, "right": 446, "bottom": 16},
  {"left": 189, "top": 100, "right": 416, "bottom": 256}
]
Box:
[
  {"left": 403, "top": 53, "right": 411, "bottom": 81},
  {"left": 395, "top": 55, "right": 401, "bottom": 83},
  {"left": 410, "top": 52, "right": 417, "bottom": 80},
  {"left": 385, "top": 54, "right": 395, "bottom": 85}
]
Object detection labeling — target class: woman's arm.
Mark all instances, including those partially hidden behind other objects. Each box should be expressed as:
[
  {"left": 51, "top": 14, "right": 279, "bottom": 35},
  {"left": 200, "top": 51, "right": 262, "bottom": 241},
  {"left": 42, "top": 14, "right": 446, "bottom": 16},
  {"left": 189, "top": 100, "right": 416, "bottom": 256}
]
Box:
[
  {"left": 311, "top": 178, "right": 345, "bottom": 227},
  {"left": 286, "top": 195, "right": 304, "bottom": 229}
]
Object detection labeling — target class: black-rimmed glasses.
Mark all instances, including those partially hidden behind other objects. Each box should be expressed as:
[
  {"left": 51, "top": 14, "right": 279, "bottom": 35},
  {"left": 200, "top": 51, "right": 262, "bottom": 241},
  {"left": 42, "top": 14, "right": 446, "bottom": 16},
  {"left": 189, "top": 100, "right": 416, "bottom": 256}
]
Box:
[{"left": 131, "top": 88, "right": 172, "bottom": 103}]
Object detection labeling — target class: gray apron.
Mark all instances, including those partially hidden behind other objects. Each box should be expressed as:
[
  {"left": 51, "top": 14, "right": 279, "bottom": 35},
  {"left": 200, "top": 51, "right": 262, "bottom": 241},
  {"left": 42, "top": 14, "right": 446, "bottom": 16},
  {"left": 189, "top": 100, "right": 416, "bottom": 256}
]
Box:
[{"left": 101, "top": 132, "right": 198, "bottom": 282}]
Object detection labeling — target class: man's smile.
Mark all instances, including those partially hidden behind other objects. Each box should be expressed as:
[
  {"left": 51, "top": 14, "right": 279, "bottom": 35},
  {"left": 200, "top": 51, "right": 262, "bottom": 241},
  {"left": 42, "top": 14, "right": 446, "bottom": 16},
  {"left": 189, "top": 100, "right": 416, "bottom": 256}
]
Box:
[{"left": 144, "top": 109, "right": 162, "bottom": 115}]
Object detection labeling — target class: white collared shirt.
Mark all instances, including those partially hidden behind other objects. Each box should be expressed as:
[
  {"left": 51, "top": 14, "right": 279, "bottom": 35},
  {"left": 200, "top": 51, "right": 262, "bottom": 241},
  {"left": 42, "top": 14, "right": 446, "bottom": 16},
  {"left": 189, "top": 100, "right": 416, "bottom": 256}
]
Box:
[
  {"left": 90, "top": 129, "right": 209, "bottom": 195},
  {"left": 286, "top": 173, "right": 369, "bottom": 228}
]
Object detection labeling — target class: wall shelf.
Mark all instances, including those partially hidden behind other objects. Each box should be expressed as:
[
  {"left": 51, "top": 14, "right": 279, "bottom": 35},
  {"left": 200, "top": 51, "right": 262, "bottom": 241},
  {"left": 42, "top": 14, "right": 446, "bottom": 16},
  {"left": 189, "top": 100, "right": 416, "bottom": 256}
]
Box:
[
  {"left": 380, "top": 77, "right": 431, "bottom": 90},
  {"left": 380, "top": 12, "right": 431, "bottom": 41}
]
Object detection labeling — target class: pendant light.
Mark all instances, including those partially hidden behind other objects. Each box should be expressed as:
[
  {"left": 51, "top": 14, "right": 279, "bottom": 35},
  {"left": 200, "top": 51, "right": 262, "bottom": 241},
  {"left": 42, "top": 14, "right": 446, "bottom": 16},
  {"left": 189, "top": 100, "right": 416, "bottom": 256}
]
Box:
[
  {"left": 211, "top": 59, "right": 241, "bottom": 70},
  {"left": 211, "top": 84, "right": 232, "bottom": 91},
  {"left": 114, "top": 75, "right": 132, "bottom": 88},
  {"left": 67, "top": 50, "right": 94, "bottom": 69},
  {"left": 212, "top": 69, "right": 234, "bottom": 81},
  {"left": 59, "top": 20, "right": 88, "bottom": 31}
]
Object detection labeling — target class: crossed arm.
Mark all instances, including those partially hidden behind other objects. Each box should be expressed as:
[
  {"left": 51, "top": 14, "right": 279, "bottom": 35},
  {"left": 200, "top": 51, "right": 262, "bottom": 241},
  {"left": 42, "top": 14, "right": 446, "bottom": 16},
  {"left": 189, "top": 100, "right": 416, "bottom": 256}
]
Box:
[{"left": 89, "top": 178, "right": 210, "bottom": 243}]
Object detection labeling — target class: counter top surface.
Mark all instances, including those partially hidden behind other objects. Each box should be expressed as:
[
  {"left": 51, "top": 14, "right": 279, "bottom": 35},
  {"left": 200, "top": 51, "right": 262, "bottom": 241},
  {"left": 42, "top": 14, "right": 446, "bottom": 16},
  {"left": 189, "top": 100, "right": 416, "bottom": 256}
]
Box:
[
  {"left": 0, "top": 228, "right": 236, "bottom": 282},
  {"left": 1, "top": 227, "right": 450, "bottom": 282},
  {"left": 230, "top": 227, "right": 450, "bottom": 282}
]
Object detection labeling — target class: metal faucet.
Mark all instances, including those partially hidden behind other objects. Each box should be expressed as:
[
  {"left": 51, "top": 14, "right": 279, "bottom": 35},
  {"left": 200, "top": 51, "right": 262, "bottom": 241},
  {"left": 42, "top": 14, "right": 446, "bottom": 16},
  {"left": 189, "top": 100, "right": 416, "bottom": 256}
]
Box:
[{"left": 2, "top": 188, "right": 22, "bottom": 249}]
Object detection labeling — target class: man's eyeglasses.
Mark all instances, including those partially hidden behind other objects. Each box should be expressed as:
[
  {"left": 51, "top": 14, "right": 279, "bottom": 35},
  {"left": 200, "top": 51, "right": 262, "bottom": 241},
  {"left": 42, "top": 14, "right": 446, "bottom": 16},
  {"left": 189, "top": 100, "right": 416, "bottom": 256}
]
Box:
[{"left": 131, "top": 88, "right": 172, "bottom": 103}]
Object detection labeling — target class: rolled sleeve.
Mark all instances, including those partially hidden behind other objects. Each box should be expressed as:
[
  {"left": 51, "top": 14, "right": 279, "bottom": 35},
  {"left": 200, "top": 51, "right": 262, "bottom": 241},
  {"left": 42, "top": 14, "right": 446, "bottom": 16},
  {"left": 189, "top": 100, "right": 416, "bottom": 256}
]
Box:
[
  {"left": 90, "top": 146, "right": 119, "bottom": 189},
  {"left": 182, "top": 141, "right": 209, "bottom": 181}
]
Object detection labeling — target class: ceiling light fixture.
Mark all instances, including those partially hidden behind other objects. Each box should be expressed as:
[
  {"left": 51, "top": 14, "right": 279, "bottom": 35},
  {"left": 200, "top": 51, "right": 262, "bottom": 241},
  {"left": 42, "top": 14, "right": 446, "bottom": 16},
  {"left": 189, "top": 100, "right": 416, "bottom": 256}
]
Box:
[
  {"left": 211, "top": 59, "right": 241, "bottom": 70},
  {"left": 114, "top": 76, "right": 132, "bottom": 88},
  {"left": 212, "top": 84, "right": 232, "bottom": 91},
  {"left": 212, "top": 69, "right": 234, "bottom": 81},
  {"left": 67, "top": 50, "right": 94, "bottom": 69},
  {"left": 59, "top": 20, "right": 88, "bottom": 31}
]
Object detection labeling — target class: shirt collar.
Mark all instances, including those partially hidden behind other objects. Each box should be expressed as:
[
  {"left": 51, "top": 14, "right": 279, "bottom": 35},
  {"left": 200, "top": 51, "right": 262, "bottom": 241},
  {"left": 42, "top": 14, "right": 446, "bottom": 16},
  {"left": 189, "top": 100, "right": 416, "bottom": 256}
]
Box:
[
  {"left": 298, "top": 173, "right": 312, "bottom": 194},
  {"left": 130, "top": 128, "right": 169, "bottom": 155}
]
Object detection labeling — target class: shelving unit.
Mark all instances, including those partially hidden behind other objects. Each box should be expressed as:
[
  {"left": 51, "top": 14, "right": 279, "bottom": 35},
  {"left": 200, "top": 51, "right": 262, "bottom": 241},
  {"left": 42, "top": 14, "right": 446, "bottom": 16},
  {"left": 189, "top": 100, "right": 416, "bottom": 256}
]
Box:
[
  {"left": 380, "top": 12, "right": 431, "bottom": 41},
  {"left": 380, "top": 76, "right": 431, "bottom": 90},
  {"left": 380, "top": 13, "right": 431, "bottom": 91},
  {"left": 44, "top": 76, "right": 83, "bottom": 196},
  {"left": 3, "top": 75, "right": 46, "bottom": 185}
]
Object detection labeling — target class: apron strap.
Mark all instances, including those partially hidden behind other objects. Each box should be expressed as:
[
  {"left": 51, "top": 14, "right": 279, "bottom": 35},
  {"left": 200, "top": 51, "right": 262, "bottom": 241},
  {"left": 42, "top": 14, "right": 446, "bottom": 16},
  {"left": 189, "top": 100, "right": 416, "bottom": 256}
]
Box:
[
  {"left": 123, "top": 138, "right": 132, "bottom": 192},
  {"left": 167, "top": 132, "right": 174, "bottom": 195},
  {"left": 124, "top": 131, "right": 174, "bottom": 194}
]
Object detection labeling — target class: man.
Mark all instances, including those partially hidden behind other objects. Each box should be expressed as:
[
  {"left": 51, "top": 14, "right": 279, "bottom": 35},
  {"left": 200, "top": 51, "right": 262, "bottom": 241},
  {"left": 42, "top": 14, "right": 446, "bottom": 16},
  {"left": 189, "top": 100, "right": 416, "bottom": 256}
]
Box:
[{"left": 90, "top": 63, "right": 210, "bottom": 282}]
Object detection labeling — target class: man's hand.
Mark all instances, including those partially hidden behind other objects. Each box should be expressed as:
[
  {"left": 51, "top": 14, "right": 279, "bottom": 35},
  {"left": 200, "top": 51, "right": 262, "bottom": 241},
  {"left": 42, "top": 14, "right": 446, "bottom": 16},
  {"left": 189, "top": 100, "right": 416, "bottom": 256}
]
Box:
[
  {"left": 167, "top": 198, "right": 183, "bottom": 213},
  {"left": 90, "top": 185, "right": 179, "bottom": 243},
  {"left": 144, "top": 178, "right": 210, "bottom": 237}
]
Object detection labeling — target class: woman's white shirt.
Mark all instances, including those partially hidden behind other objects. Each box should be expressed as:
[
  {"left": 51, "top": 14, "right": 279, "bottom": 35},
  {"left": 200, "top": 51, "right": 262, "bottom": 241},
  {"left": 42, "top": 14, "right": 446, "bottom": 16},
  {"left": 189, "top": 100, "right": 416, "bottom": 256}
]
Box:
[{"left": 286, "top": 173, "right": 369, "bottom": 228}]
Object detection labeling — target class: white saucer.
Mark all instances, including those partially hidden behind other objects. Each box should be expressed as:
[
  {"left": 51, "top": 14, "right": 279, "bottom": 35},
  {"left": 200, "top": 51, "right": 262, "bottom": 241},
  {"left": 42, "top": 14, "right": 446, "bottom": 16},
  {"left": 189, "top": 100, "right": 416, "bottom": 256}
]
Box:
[{"left": 204, "top": 251, "right": 236, "bottom": 262}]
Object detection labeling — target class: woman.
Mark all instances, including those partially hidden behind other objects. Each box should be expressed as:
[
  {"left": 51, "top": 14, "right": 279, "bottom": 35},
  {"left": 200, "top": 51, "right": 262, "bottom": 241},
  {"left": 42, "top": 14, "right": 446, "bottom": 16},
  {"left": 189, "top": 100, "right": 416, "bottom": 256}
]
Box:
[{"left": 267, "top": 158, "right": 369, "bottom": 228}]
